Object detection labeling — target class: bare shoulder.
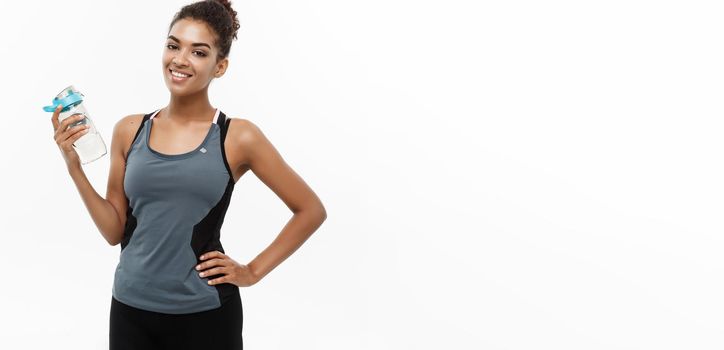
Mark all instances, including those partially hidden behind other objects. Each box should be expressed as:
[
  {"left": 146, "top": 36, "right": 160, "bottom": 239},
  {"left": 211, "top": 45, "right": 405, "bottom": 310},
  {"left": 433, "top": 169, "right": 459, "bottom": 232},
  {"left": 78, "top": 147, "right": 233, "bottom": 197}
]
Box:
[
  {"left": 225, "top": 117, "right": 271, "bottom": 166},
  {"left": 115, "top": 113, "right": 146, "bottom": 132},
  {"left": 226, "top": 117, "right": 263, "bottom": 140},
  {"left": 227, "top": 116, "right": 271, "bottom": 148},
  {"left": 112, "top": 114, "right": 147, "bottom": 160}
]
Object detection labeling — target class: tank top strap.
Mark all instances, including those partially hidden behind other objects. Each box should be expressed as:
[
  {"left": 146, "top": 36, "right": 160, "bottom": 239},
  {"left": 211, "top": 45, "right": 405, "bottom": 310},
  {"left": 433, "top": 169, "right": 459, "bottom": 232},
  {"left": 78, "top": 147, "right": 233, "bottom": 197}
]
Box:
[
  {"left": 125, "top": 113, "right": 153, "bottom": 160},
  {"left": 217, "top": 111, "right": 230, "bottom": 141},
  {"left": 149, "top": 109, "right": 161, "bottom": 119},
  {"left": 212, "top": 108, "right": 221, "bottom": 124},
  {"left": 215, "top": 111, "right": 234, "bottom": 182}
]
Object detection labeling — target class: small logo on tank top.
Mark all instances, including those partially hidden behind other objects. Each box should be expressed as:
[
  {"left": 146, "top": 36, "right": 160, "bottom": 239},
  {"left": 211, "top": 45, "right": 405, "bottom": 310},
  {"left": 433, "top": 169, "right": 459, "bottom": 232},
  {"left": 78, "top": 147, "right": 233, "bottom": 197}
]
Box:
[{"left": 200, "top": 147, "right": 207, "bottom": 153}]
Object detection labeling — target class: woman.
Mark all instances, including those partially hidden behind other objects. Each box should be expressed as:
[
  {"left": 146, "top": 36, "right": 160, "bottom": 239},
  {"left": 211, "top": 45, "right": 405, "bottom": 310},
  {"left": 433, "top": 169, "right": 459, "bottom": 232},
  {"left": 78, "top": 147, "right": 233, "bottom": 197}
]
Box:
[{"left": 50, "top": 1, "right": 327, "bottom": 348}]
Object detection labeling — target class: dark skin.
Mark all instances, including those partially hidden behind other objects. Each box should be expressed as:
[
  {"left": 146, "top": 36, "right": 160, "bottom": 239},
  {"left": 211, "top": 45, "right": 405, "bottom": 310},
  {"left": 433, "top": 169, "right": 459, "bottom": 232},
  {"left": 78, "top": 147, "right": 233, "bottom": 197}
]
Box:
[{"left": 52, "top": 18, "right": 326, "bottom": 288}]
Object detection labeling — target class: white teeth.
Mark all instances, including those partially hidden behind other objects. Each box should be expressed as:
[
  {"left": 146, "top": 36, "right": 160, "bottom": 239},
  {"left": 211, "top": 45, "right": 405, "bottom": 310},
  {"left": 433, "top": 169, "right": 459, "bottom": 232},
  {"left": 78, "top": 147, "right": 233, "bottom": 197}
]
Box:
[{"left": 171, "top": 70, "right": 190, "bottom": 78}]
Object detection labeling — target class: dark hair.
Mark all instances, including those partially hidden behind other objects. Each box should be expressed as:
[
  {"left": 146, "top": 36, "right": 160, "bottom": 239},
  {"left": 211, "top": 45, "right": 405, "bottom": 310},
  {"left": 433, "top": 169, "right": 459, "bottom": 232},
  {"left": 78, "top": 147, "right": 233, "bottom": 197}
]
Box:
[{"left": 168, "top": 0, "right": 241, "bottom": 62}]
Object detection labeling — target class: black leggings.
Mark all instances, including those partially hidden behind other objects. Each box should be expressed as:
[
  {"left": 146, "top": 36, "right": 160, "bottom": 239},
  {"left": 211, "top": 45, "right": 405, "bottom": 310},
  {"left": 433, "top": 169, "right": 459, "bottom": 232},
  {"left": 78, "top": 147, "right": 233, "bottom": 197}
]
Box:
[{"left": 109, "top": 293, "right": 243, "bottom": 350}]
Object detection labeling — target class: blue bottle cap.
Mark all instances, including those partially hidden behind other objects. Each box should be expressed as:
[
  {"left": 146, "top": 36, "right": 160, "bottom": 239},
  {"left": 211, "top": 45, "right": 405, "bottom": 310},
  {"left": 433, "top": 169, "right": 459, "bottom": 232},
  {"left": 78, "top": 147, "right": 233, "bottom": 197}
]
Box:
[{"left": 42, "top": 90, "right": 84, "bottom": 112}]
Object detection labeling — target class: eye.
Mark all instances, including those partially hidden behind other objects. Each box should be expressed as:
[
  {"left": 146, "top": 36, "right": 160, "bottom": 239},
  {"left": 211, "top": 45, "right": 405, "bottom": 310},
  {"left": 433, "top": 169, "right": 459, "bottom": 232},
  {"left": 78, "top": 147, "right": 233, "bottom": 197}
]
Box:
[{"left": 166, "top": 44, "right": 207, "bottom": 57}]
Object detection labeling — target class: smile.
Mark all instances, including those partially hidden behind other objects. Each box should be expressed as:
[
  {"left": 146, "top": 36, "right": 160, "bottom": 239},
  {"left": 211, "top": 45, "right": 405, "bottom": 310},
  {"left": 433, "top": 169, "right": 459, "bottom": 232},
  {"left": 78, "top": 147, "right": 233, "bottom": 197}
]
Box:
[{"left": 169, "top": 69, "right": 193, "bottom": 81}]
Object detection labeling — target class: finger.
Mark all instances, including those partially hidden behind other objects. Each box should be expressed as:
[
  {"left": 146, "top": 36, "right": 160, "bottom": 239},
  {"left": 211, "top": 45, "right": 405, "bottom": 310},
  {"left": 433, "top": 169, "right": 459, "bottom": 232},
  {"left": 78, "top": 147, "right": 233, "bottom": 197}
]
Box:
[
  {"left": 199, "top": 250, "right": 225, "bottom": 261},
  {"left": 63, "top": 114, "right": 86, "bottom": 130},
  {"left": 198, "top": 266, "right": 227, "bottom": 278},
  {"left": 51, "top": 105, "right": 62, "bottom": 131},
  {"left": 55, "top": 115, "right": 88, "bottom": 141},
  {"left": 208, "top": 276, "right": 227, "bottom": 285},
  {"left": 57, "top": 123, "right": 88, "bottom": 143},
  {"left": 196, "top": 258, "right": 227, "bottom": 271},
  {"left": 60, "top": 126, "right": 89, "bottom": 150},
  {"left": 56, "top": 114, "right": 86, "bottom": 140},
  {"left": 59, "top": 124, "right": 90, "bottom": 148}
]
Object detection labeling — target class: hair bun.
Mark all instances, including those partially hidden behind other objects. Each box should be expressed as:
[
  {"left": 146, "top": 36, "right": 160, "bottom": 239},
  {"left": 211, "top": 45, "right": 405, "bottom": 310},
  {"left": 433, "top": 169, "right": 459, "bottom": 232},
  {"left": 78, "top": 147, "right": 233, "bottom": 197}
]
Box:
[
  {"left": 170, "top": 0, "right": 241, "bottom": 59},
  {"left": 214, "top": 0, "right": 240, "bottom": 40}
]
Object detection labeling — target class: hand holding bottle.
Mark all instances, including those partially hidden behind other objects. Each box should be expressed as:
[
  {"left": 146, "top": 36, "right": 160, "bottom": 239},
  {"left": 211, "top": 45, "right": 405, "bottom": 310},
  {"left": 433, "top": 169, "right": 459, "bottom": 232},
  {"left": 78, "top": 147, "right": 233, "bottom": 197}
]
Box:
[
  {"left": 43, "top": 85, "right": 107, "bottom": 166},
  {"left": 51, "top": 104, "right": 91, "bottom": 169}
]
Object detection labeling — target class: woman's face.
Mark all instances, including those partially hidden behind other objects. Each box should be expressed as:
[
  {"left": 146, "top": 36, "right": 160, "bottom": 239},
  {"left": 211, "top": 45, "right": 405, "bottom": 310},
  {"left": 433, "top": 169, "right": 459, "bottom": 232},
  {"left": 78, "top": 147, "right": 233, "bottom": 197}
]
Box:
[{"left": 162, "top": 18, "right": 227, "bottom": 96}]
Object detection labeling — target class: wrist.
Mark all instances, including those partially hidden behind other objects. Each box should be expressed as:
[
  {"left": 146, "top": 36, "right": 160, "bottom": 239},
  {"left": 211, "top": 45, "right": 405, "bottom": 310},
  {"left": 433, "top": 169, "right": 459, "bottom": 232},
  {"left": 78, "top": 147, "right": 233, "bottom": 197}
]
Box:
[{"left": 248, "top": 263, "right": 263, "bottom": 284}]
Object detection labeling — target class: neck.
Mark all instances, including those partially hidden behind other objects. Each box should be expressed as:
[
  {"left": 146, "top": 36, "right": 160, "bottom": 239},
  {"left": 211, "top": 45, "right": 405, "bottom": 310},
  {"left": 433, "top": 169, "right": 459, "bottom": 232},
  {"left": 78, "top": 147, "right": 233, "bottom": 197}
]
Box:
[{"left": 164, "top": 92, "right": 215, "bottom": 122}]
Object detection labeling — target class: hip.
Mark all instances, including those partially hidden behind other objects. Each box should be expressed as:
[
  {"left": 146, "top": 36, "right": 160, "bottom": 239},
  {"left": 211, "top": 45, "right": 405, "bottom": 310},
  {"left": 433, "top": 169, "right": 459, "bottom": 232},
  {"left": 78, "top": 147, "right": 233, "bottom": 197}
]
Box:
[{"left": 110, "top": 291, "right": 243, "bottom": 349}]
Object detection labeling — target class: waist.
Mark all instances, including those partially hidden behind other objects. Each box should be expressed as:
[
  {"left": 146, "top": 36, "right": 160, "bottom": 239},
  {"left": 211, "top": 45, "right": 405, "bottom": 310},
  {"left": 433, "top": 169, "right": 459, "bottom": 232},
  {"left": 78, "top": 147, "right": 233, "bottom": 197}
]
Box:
[{"left": 112, "top": 263, "right": 230, "bottom": 314}]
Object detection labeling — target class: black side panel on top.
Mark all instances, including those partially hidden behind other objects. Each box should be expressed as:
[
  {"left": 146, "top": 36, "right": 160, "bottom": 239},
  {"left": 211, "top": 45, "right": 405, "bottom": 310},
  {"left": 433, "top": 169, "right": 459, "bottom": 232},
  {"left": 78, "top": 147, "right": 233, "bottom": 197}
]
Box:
[
  {"left": 190, "top": 178, "right": 238, "bottom": 304},
  {"left": 190, "top": 111, "right": 239, "bottom": 304},
  {"left": 120, "top": 205, "right": 137, "bottom": 251}
]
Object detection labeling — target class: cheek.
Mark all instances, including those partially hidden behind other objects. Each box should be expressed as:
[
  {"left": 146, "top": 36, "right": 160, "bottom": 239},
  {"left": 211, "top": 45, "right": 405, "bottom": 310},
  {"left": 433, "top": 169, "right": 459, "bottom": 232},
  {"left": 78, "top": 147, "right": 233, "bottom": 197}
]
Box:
[{"left": 161, "top": 49, "right": 179, "bottom": 60}]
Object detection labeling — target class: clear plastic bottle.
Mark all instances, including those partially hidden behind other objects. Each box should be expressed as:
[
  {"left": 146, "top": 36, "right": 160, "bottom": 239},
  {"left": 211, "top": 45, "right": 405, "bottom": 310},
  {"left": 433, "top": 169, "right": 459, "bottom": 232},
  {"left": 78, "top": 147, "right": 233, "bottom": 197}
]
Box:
[{"left": 43, "top": 85, "right": 107, "bottom": 164}]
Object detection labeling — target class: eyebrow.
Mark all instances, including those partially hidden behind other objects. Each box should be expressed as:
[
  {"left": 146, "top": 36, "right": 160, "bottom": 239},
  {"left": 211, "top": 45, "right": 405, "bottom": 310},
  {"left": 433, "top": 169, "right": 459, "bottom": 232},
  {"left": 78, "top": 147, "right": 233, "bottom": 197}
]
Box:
[{"left": 167, "top": 35, "right": 211, "bottom": 49}]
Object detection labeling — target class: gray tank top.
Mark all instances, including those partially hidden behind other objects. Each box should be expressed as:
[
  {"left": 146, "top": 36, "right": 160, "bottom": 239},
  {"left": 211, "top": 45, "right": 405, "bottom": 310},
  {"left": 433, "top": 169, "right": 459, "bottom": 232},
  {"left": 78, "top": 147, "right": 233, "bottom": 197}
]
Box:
[{"left": 112, "top": 108, "right": 239, "bottom": 314}]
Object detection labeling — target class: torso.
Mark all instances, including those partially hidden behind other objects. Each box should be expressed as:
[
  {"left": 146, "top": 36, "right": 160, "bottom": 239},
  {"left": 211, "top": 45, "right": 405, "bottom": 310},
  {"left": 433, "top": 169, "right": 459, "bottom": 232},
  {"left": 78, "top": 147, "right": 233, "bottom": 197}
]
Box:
[
  {"left": 116, "top": 108, "right": 242, "bottom": 314},
  {"left": 123, "top": 110, "right": 251, "bottom": 183}
]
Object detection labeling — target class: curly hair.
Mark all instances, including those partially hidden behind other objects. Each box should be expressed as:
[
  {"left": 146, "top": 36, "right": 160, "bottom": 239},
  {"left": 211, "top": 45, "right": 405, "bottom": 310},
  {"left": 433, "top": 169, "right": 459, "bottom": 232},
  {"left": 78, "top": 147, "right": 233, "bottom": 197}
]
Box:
[{"left": 168, "top": 0, "right": 241, "bottom": 62}]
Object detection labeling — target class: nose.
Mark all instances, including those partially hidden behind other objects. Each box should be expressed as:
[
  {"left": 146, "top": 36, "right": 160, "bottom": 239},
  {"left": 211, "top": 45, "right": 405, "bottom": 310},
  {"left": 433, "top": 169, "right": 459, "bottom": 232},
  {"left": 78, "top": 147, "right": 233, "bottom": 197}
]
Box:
[
  {"left": 171, "top": 50, "right": 191, "bottom": 67},
  {"left": 172, "top": 55, "right": 189, "bottom": 67}
]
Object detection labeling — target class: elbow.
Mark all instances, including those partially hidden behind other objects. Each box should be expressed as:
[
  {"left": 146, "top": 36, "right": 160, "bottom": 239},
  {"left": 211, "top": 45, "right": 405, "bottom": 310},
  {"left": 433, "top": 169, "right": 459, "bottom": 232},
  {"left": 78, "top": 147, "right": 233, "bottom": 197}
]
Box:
[
  {"left": 296, "top": 204, "right": 326, "bottom": 222},
  {"left": 316, "top": 204, "right": 327, "bottom": 223},
  {"left": 320, "top": 206, "right": 327, "bottom": 221},
  {"left": 108, "top": 220, "right": 126, "bottom": 247},
  {"left": 106, "top": 228, "right": 124, "bottom": 247}
]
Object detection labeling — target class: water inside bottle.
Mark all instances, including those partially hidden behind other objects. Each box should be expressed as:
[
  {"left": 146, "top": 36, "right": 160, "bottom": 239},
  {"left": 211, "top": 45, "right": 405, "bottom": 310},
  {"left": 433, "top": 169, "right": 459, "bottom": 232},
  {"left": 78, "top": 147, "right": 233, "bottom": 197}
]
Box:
[{"left": 74, "top": 131, "right": 107, "bottom": 164}]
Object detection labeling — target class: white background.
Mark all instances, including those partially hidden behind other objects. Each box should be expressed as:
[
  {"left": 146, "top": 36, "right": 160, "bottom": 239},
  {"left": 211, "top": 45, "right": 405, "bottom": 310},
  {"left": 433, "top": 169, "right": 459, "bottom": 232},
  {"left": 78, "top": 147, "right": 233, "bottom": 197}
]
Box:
[{"left": 1, "top": 0, "right": 723, "bottom": 349}]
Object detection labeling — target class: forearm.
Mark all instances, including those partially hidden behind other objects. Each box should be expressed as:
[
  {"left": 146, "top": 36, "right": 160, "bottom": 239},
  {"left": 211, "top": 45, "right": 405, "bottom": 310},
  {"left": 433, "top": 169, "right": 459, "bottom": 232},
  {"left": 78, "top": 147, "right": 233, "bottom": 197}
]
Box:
[
  {"left": 67, "top": 165, "right": 124, "bottom": 246},
  {"left": 248, "top": 208, "right": 326, "bottom": 283}
]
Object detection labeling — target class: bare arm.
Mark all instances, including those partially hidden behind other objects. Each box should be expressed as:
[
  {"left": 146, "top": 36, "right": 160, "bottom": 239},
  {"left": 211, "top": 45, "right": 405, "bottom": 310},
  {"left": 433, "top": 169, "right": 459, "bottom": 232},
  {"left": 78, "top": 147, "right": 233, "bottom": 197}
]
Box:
[
  {"left": 68, "top": 166, "right": 124, "bottom": 246},
  {"left": 67, "top": 115, "right": 141, "bottom": 246},
  {"left": 235, "top": 119, "right": 327, "bottom": 283}
]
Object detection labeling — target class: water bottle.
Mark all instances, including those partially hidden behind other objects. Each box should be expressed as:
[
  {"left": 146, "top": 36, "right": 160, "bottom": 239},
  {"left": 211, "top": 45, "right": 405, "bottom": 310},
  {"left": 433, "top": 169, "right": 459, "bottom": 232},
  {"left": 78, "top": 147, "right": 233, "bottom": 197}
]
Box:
[{"left": 43, "top": 85, "right": 107, "bottom": 164}]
